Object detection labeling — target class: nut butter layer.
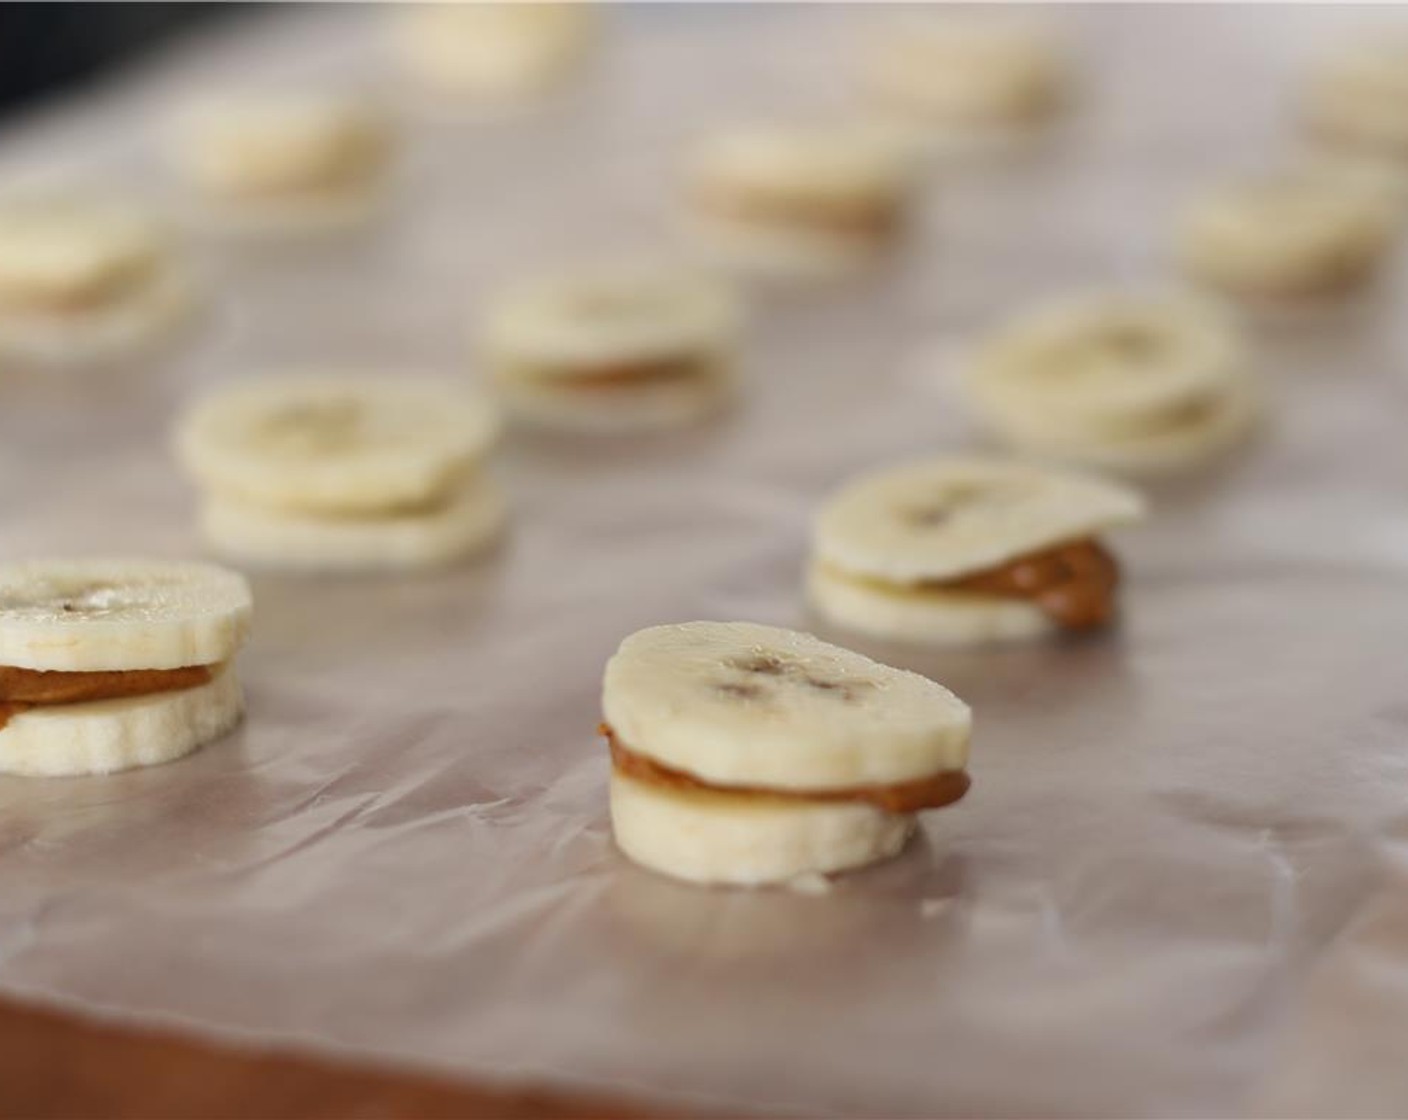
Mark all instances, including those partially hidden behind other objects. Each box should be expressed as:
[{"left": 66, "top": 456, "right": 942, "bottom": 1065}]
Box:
[
  {"left": 518, "top": 354, "right": 716, "bottom": 392},
  {"left": 0, "top": 664, "right": 215, "bottom": 731},
  {"left": 829, "top": 537, "right": 1120, "bottom": 631},
  {"left": 695, "top": 187, "right": 902, "bottom": 240},
  {"left": 604, "top": 725, "right": 970, "bottom": 814},
  {"left": 942, "top": 537, "right": 1120, "bottom": 630}
]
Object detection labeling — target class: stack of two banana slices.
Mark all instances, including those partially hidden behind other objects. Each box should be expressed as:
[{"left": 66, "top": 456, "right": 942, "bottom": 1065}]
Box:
[
  {"left": 166, "top": 93, "right": 394, "bottom": 237},
  {"left": 858, "top": 17, "right": 1069, "bottom": 153},
  {"left": 0, "top": 560, "right": 250, "bottom": 777},
  {"left": 604, "top": 622, "right": 972, "bottom": 886},
  {"left": 390, "top": 3, "right": 596, "bottom": 107},
  {"left": 0, "top": 191, "right": 196, "bottom": 368},
  {"left": 683, "top": 124, "right": 917, "bottom": 279},
  {"left": 482, "top": 263, "right": 742, "bottom": 433},
  {"left": 1177, "top": 168, "right": 1402, "bottom": 303},
  {"left": 175, "top": 377, "right": 504, "bottom": 571},
  {"left": 962, "top": 294, "right": 1263, "bottom": 476},
  {"left": 809, "top": 458, "right": 1144, "bottom": 647}
]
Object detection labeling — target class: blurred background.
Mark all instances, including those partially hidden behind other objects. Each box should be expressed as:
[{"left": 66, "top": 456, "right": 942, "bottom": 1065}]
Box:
[{"left": 0, "top": 3, "right": 238, "bottom": 116}]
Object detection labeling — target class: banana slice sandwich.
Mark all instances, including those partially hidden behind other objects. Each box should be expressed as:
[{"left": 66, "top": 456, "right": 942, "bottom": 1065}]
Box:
[
  {"left": 1178, "top": 168, "right": 1400, "bottom": 301},
  {"left": 176, "top": 376, "right": 503, "bottom": 571},
  {"left": 809, "top": 458, "right": 1144, "bottom": 647},
  {"left": 859, "top": 17, "right": 1068, "bottom": 146},
  {"left": 0, "top": 559, "right": 251, "bottom": 777},
  {"left": 168, "top": 93, "right": 393, "bottom": 236},
  {"left": 684, "top": 124, "right": 915, "bottom": 278},
  {"left": 0, "top": 191, "right": 195, "bottom": 367},
  {"left": 391, "top": 3, "right": 595, "bottom": 104},
  {"left": 962, "top": 292, "right": 1262, "bottom": 475},
  {"left": 603, "top": 621, "right": 972, "bottom": 885},
  {"left": 482, "top": 262, "right": 742, "bottom": 433},
  {"left": 1304, "top": 38, "right": 1408, "bottom": 158}
]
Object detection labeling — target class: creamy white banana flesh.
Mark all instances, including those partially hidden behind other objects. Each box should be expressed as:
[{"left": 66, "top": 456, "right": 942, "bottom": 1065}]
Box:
[
  {"left": 0, "top": 559, "right": 252, "bottom": 673},
  {"left": 602, "top": 621, "right": 972, "bottom": 885},
  {"left": 200, "top": 473, "right": 506, "bottom": 572},
  {"left": 393, "top": 3, "right": 595, "bottom": 98},
  {"left": 610, "top": 770, "right": 915, "bottom": 887}
]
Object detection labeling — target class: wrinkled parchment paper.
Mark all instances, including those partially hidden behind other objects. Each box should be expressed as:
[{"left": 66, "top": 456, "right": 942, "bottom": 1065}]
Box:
[{"left": 4, "top": 5, "right": 1408, "bottom": 1116}]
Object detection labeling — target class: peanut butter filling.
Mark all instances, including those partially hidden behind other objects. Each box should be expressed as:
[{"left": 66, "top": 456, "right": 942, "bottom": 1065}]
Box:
[
  {"left": 523, "top": 354, "right": 712, "bottom": 393},
  {"left": 0, "top": 664, "right": 214, "bottom": 732},
  {"left": 603, "top": 724, "right": 969, "bottom": 814},
  {"left": 695, "top": 185, "right": 902, "bottom": 240},
  {"left": 0, "top": 256, "right": 159, "bottom": 316},
  {"left": 936, "top": 537, "right": 1120, "bottom": 630}
]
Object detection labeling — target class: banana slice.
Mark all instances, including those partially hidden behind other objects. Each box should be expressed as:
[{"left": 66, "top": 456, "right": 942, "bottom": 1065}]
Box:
[
  {"left": 482, "top": 262, "right": 741, "bottom": 433},
  {"left": 169, "top": 94, "right": 392, "bottom": 236},
  {"left": 1305, "top": 39, "right": 1408, "bottom": 156},
  {"left": 610, "top": 770, "right": 914, "bottom": 887},
  {"left": 860, "top": 17, "right": 1067, "bottom": 139},
  {"left": 0, "top": 559, "right": 252, "bottom": 673},
  {"left": 602, "top": 621, "right": 970, "bottom": 885},
  {"left": 0, "top": 665, "right": 242, "bottom": 777},
  {"left": 175, "top": 376, "right": 500, "bottom": 516},
  {"left": 392, "top": 3, "right": 594, "bottom": 101},
  {"left": 684, "top": 124, "right": 914, "bottom": 278},
  {"left": 808, "top": 568, "right": 1054, "bottom": 646},
  {"left": 809, "top": 458, "right": 1143, "bottom": 646},
  {"left": 200, "top": 473, "right": 506, "bottom": 571},
  {"left": 0, "top": 191, "right": 194, "bottom": 367},
  {"left": 963, "top": 293, "right": 1260, "bottom": 475},
  {"left": 1178, "top": 169, "right": 1399, "bottom": 300}
]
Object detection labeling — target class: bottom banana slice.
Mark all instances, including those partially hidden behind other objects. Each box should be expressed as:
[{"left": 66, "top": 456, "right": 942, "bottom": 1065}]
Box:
[
  {"left": 0, "top": 665, "right": 242, "bottom": 777},
  {"left": 685, "top": 213, "right": 888, "bottom": 281},
  {"left": 992, "top": 375, "right": 1260, "bottom": 476},
  {"left": 201, "top": 474, "right": 505, "bottom": 571},
  {"left": 498, "top": 365, "right": 731, "bottom": 433},
  {"left": 610, "top": 770, "right": 915, "bottom": 886},
  {"left": 807, "top": 562, "right": 1053, "bottom": 646}
]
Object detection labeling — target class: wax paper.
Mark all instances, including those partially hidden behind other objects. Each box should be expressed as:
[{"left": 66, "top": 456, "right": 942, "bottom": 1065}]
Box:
[{"left": 3, "top": 5, "right": 1408, "bottom": 1116}]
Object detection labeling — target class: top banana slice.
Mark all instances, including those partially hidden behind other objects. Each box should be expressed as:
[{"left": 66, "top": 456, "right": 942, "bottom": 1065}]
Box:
[
  {"left": 175, "top": 376, "right": 500, "bottom": 516},
  {"left": 602, "top": 621, "right": 971, "bottom": 792},
  {"left": 0, "top": 559, "right": 251, "bottom": 672},
  {"left": 813, "top": 457, "right": 1145, "bottom": 585},
  {"left": 965, "top": 293, "right": 1245, "bottom": 430}
]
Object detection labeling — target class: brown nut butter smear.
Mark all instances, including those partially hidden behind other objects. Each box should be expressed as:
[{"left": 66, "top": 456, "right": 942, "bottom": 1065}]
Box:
[
  {"left": 940, "top": 537, "right": 1120, "bottom": 630},
  {"left": 695, "top": 186, "right": 902, "bottom": 240},
  {"left": 0, "top": 664, "right": 214, "bottom": 732},
  {"left": 530, "top": 355, "right": 711, "bottom": 392},
  {"left": 603, "top": 725, "right": 969, "bottom": 814}
]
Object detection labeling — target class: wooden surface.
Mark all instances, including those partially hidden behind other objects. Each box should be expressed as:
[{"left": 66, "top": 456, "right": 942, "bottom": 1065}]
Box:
[{"left": 0, "top": 995, "right": 669, "bottom": 1120}]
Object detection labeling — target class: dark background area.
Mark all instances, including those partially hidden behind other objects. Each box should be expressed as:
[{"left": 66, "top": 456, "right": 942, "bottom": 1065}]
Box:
[{"left": 0, "top": 3, "right": 241, "bottom": 117}]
